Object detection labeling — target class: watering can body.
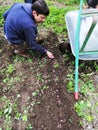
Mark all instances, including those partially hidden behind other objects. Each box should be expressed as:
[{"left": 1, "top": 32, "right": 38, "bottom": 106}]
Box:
[{"left": 65, "top": 9, "right": 98, "bottom": 60}]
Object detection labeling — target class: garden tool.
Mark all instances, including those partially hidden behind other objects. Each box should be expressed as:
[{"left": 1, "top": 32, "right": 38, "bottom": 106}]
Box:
[{"left": 65, "top": 0, "right": 98, "bottom": 100}]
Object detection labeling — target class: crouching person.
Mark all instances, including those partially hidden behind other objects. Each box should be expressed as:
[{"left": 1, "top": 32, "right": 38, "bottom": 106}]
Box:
[{"left": 3, "top": 0, "right": 54, "bottom": 59}]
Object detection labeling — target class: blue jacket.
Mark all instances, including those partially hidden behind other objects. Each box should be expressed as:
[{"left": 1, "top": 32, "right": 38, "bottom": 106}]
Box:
[{"left": 3, "top": 3, "right": 47, "bottom": 54}]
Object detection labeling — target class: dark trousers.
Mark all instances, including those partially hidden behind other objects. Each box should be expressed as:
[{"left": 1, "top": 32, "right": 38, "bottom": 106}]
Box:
[{"left": 24, "top": 0, "right": 36, "bottom": 4}]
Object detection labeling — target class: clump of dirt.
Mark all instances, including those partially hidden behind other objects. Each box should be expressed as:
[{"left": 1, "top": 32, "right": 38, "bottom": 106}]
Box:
[{"left": 0, "top": 30, "right": 83, "bottom": 130}]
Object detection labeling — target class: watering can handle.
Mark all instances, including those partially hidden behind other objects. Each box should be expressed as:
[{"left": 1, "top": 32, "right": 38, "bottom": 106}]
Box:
[{"left": 79, "top": 16, "right": 98, "bottom": 53}]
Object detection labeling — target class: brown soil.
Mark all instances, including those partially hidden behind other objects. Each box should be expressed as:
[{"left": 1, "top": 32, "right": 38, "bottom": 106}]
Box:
[{"left": 0, "top": 30, "right": 84, "bottom": 130}]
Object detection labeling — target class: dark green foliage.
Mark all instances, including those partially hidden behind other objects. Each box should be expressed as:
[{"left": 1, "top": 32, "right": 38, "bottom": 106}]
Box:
[
  {"left": 42, "top": 5, "right": 77, "bottom": 34},
  {"left": 0, "top": 6, "right": 11, "bottom": 27}
]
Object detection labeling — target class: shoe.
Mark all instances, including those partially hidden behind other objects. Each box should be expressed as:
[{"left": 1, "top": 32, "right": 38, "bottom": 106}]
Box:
[{"left": 14, "top": 50, "right": 29, "bottom": 58}]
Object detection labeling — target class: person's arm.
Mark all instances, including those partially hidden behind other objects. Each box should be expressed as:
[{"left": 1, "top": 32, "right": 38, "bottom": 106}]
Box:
[{"left": 24, "top": 26, "right": 54, "bottom": 59}]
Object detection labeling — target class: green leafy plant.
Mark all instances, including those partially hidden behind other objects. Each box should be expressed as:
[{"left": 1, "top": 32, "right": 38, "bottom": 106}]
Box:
[
  {"left": 64, "top": 0, "right": 79, "bottom": 5},
  {"left": 53, "top": 62, "right": 60, "bottom": 68},
  {"left": 32, "top": 90, "right": 39, "bottom": 97},
  {"left": 66, "top": 74, "right": 74, "bottom": 92},
  {"left": 0, "top": 5, "right": 11, "bottom": 27},
  {"left": 80, "top": 80, "right": 94, "bottom": 96},
  {"left": 22, "top": 114, "right": 28, "bottom": 122},
  {"left": 42, "top": 85, "right": 49, "bottom": 90},
  {"left": 42, "top": 4, "right": 77, "bottom": 35},
  {"left": 36, "top": 73, "right": 44, "bottom": 82},
  {"left": 6, "top": 64, "right": 16, "bottom": 74},
  {"left": 26, "top": 124, "right": 33, "bottom": 130},
  {"left": 74, "top": 100, "right": 94, "bottom": 122}
]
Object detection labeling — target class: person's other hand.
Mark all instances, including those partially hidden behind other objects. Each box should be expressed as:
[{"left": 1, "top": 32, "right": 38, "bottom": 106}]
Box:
[{"left": 46, "top": 50, "right": 54, "bottom": 59}]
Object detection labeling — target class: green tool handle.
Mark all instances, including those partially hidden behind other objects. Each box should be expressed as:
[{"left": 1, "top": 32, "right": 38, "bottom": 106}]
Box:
[
  {"left": 75, "top": 0, "right": 83, "bottom": 100},
  {"left": 79, "top": 16, "right": 97, "bottom": 53}
]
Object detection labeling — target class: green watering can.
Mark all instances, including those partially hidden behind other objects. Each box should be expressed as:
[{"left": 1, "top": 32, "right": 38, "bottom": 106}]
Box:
[{"left": 65, "top": 0, "right": 98, "bottom": 99}]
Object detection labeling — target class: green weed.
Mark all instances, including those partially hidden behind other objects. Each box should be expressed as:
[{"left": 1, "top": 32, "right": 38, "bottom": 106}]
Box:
[
  {"left": 26, "top": 124, "right": 33, "bottom": 130},
  {"left": 36, "top": 73, "right": 44, "bottom": 82},
  {"left": 0, "top": 95, "right": 29, "bottom": 129},
  {"left": 32, "top": 90, "right": 39, "bottom": 97},
  {"left": 42, "top": 4, "right": 77, "bottom": 35},
  {"left": 74, "top": 100, "right": 94, "bottom": 122},
  {"left": 64, "top": 0, "right": 79, "bottom": 5},
  {"left": 53, "top": 62, "right": 60, "bottom": 68},
  {"left": 80, "top": 80, "right": 94, "bottom": 96},
  {"left": 6, "top": 64, "right": 16, "bottom": 74},
  {"left": 66, "top": 74, "right": 74, "bottom": 92}
]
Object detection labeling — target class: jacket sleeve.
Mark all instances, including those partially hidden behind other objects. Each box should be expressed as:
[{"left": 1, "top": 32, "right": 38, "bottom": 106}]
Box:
[{"left": 24, "top": 26, "right": 47, "bottom": 54}]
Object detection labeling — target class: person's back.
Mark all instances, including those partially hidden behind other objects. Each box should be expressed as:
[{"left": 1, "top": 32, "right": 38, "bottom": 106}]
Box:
[{"left": 3, "top": 3, "right": 35, "bottom": 44}]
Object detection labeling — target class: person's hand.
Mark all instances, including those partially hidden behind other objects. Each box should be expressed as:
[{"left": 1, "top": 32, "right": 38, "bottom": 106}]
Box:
[{"left": 46, "top": 50, "right": 54, "bottom": 59}]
